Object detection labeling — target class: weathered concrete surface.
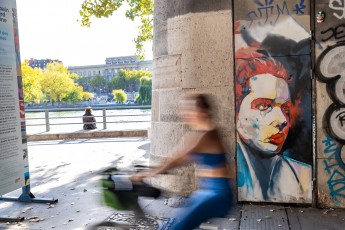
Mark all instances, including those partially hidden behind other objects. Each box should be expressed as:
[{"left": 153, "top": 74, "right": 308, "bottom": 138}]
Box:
[
  {"left": 27, "top": 130, "right": 148, "bottom": 141},
  {"left": 152, "top": 55, "right": 182, "bottom": 90},
  {"left": 167, "top": 0, "right": 232, "bottom": 19}
]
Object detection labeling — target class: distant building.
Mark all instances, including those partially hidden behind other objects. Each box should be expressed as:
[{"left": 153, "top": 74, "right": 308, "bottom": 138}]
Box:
[
  {"left": 67, "top": 55, "right": 153, "bottom": 81},
  {"left": 28, "top": 58, "right": 62, "bottom": 69}
]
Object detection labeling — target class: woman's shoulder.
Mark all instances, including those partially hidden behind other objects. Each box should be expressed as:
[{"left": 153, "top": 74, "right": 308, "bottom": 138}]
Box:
[
  {"left": 201, "top": 128, "right": 221, "bottom": 141},
  {"left": 196, "top": 128, "right": 224, "bottom": 152}
]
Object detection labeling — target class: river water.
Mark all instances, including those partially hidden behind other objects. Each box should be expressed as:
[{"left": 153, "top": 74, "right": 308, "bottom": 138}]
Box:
[{"left": 25, "top": 109, "right": 151, "bottom": 135}]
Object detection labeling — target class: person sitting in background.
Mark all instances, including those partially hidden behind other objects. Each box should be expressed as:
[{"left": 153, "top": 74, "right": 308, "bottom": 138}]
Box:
[{"left": 83, "top": 106, "right": 97, "bottom": 130}]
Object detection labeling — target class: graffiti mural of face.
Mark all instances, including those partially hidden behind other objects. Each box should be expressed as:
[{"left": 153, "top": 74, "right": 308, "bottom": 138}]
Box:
[{"left": 237, "top": 74, "right": 291, "bottom": 154}]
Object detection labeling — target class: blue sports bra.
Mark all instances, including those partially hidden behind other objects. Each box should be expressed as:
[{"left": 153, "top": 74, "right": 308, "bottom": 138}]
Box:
[{"left": 193, "top": 152, "right": 226, "bottom": 169}]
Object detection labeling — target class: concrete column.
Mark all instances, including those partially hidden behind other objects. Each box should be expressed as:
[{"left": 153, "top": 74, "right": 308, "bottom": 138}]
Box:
[
  {"left": 151, "top": 0, "right": 235, "bottom": 195},
  {"left": 315, "top": 0, "right": 345, "bottom": 208}
]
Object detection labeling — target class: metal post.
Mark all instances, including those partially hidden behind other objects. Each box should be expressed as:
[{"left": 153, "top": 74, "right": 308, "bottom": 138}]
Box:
[
  {"left": 103, "top": 109, "right": 107, "bottom": 129},
  {"left": 45, "top": 110, "right": 50, "bottom": 132}
]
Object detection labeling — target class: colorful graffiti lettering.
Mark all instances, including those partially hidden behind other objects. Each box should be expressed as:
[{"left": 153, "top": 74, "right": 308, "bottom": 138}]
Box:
[
  {"left": 247, "top": 0, "right": 306, "bottom": 27},
  {"left": 322, "top": 135, "right": 345, "bottom": 203},
  {"left": 316, "top": 43, "right": 345, "bottom": 142},
  {"left": 329, "top": 0, "right": 345, "bottom": 19}
]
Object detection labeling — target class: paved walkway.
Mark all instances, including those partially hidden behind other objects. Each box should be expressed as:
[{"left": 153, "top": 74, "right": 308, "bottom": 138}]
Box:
[
  {"left": 0, "top": 138, "right": 344, "bottom": 230},
  {"left": 142, "top": 198, "right": 345, "bottom": 230}
]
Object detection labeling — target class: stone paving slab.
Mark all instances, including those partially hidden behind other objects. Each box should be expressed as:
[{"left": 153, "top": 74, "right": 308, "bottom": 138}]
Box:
[
  {"left": 240, "top": 204, "right": 289, "bottom": 230},
  {"left": 287, "top": 207, "right": 345, "bottom": 230},
  {"left": 194, "top": 205, "right": 242, "bottom": 230}
]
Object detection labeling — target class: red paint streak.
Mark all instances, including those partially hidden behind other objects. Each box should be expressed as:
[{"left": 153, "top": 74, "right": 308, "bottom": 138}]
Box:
[
  {"left": 234, "top": 21, "right": 241, "bottom": 34},
  {"left": 289, "top": 96, "right": 302, "bottom": 128}
]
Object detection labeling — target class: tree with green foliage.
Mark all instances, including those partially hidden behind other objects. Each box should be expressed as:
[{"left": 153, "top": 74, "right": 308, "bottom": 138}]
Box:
[
  {"left": 63, "top": 87, "right": 94, "bottom": 103},
  {"left": 113, "top": 89, "right": 127, "bottom": 103},
  {"left": 111, "top": 70, "right": 127, "bottom": 90},
  {"left": 21, "top": 61, "right": 44, "bottom": 103},
  {"left": 21, "top": 62, "right": 94, "bottom": 105},
  {"left": 63, "top": 85, "right": 85, "bottom": 103},
  {"left": 41, "top": 62, "right": 79, "bottom": 103},
  {"left": 77, "top": 76, "right": 91, "bottom": 91},
  {"left": 79, "top": 0, "right": 153, "bottom": 59},
  {"left": 82, "top": 92, "right": 95, "bottom": 101},
  {"left": 135, "top": 75, "right": 152, "bottom": 105},
  {"left": 110, "top": 69, "right": 152, "bottom": 92},
  {"left": 90, "top": 74, "right": 109, "bottom": 94}
]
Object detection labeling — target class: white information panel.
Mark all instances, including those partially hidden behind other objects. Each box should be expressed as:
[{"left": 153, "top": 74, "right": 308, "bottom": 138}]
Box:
[{"left": 0, "top": 0, "right": 29, "bottom": 196}]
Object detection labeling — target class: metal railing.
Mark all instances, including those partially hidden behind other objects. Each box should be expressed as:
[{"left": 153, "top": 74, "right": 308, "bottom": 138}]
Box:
[{"left": 25, "top": 106, "right": 151, "bottom": 132}]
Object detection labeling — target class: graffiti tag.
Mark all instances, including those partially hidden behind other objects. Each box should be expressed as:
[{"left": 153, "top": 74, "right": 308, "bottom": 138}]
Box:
[
  {"left": 336, "top": 111, "right": 345, "bottom": 127},
  {"left": 316, "top": 43, "right": 345, "bottom": 142},
  {"left": 329, "top": 0, "right": 345, "bottom": 19},
  {"left": 320, "top": 24, "right": 345, "bottom": 42},
  {"left": 293, "top": 0, "right": 306, "bottom": 15},
  {"left": 247, "top": 0, "right": 307, "bottom": 27},
  {"left": 322, "top": 135, "right": 345, "bottom": 202}
]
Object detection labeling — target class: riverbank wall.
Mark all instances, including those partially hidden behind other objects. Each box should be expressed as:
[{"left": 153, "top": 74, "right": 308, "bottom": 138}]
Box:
[
  {"left": 27, "top": 129, "right": 148, "bottom": 141},
  {"left": 25, "top": 104, "right": 151, "bottom": 112}
]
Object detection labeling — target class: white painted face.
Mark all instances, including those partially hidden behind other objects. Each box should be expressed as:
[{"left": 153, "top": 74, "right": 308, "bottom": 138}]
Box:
[{"left": 237, "top": 74, "right": 291, "bottom": 154}]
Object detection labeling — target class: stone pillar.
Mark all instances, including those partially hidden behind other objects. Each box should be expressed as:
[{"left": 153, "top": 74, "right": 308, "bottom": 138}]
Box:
[{"left": 151, "top": 0, "right": 235, "bottom": 195}]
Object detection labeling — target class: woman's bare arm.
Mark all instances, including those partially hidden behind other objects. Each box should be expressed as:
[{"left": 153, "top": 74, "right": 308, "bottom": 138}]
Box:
[{"left": 131, "top": 132, "right": 204, "bottom": 181}]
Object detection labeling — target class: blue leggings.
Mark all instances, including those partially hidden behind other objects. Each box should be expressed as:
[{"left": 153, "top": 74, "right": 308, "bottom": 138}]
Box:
[{"left": 171, "top": 178, "right": 233, "bottom": 230}]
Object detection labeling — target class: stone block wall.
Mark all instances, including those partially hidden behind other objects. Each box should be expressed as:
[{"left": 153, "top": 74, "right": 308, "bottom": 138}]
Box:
[{"left": 151, "top": 0, "right": 235, "bottom": 195}]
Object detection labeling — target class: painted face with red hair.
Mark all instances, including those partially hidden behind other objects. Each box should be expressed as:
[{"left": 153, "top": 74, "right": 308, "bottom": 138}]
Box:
[{"left": 236, "top": 51, "right": 291, "bottom": 154}]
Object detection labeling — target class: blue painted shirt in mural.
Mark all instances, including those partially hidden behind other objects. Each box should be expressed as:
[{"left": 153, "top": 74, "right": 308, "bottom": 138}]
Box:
[{"left": 237, "top": 140, "right": 312, "bottom": 203}]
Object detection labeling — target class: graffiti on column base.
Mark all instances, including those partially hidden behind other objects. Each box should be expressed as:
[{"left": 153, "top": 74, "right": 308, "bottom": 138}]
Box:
[
  {"left": 246, "top": 0, "right": 306, "bottom": 27},
  {"left": 322, "top": 135, "right": 345, "bottom": 203}
]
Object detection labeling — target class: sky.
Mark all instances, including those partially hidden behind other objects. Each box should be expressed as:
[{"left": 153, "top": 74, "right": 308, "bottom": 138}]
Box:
[{"left": 16, "top": 0, "right": 153, "bottom": 67}]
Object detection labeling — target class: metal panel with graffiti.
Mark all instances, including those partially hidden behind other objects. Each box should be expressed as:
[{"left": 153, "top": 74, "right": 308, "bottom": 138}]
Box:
[
  {"left": 315, "top": 0, "right": 345, "bottom": 208},
  {"left": 234, "top": 0, "right": 312, "bottom": 203}
]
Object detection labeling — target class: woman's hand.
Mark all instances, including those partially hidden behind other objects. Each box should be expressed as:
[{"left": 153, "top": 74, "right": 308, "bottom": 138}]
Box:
[{"left": 130, "top": 171, "right": 154, "bottom": 183}]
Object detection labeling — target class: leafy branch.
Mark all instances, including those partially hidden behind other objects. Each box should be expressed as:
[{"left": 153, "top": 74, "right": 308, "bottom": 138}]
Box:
[{"left": 79, "top": 0, "right": 153, "bottom": 59}]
